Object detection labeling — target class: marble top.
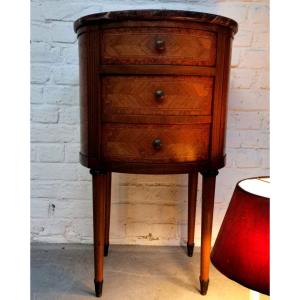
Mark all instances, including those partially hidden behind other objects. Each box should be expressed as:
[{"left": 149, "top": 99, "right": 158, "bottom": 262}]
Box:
[{"left": 74, "top": 9, "right": 238, "bottom": 34}]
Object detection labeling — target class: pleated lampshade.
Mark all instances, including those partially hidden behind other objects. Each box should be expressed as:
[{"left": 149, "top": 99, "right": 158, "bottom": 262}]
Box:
[{"left": 211, "top": 177, "right": 270, "bottom": 295}]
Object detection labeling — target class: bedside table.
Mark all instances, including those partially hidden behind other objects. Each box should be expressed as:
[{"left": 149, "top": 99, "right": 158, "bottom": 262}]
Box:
[{"left": 74, "top": 9, "right": 238, "bottom": 297}]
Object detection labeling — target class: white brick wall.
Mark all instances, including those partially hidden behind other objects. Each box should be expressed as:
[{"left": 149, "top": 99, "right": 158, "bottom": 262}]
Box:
[{"left": 31, "top": 0, "right": 269, "bottom": 245}]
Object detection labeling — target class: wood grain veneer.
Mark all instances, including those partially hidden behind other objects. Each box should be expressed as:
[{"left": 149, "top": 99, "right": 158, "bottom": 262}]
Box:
[
  {"left": 102, "top": 123, "right": 210, "bottom": 163},
  {"left": 102, "top": 27, "right": 216, "bottom": 66},
  {"left": 102, "top": 76, "right": 213, "bottom": 117},
  {"left": 74, "top": 9, "right": 238, "bottom": 298}
]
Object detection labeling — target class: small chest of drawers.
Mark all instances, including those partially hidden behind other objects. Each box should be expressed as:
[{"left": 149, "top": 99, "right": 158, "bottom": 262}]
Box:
[{"left": 74, "top": 9, "right": 237, "bottom": 297}]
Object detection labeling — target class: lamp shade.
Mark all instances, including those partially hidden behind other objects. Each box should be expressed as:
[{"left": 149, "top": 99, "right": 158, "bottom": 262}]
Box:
[{"left": 211, "top": 177, "right": 270, "bottom": 295}]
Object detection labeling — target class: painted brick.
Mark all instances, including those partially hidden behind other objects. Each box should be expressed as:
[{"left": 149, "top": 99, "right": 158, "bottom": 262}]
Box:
[
  {"left": 110, "top": 220, "right": 126, "bottom": 239},
  {"left": 31, "top": 124, "right": 79, "bottom": 142},
  {"left": 126, "top": 223, "right": 177, "bottom": 240},
  {"left": 46, "top": 199, "right": 92, "bottom": 219},
  {"left": 110, "top": 202, "right": 181, "bottom": 225},
  {"left": 31, "top": 145, "right": 37, "bottom": 162},
  {"left": 235, "top": 149, "right": 262, "bottom": 168},
  {"left": 260, "top": 149, "right": 270, "bottom": 169},
  {"left": 118, "top": 173, "right": 188, "bottom": 187},
  {"left": 231, "top": 47, "right": 240, "bottom": 67},
  {"left": 218, "top": 167, "right": 269, "bottom": 193},
  {"left": 43, "top": 85, "right": 77, "bottom": 105},
  {"left": 31, "top": 181, "right": 61, "bottom": 199},
  {"left": 227, "top": 111, "right": 267, "bottom": 130},
  {"left": 51, "top": 22, "right": 77, "bottom": 43},
  {"left": 36, "top": 143, "right": 64, "bottom": 162},
  {"left": 77, "top": 166, "right": 91, "bottom": 181},
  {"left": 177, "top": 199, "right": 201, "bottom": 224},
  {"left": 228, "top": 89, "right": 269, "bottom": 111},
  {"left": 31, "top": 64, "right": 51, "bottom": 84},
  {"left": 238, "top": 22, "right": 267, "bottom": 34},
  {"left": 65, "top": 143, "right": 80, "bottom": 163},
  {"left": 240, "top": 49, "right": 268, "bottom": 69},
  {"left": 31, "top": 22, "right": 51, "bottom": 42},
  {"left": 223, "top": 148, "right": 236, "bottom": 168},
  {"left": 230, "top": 69, "right": 256, "bottom": 89},
  {"left": 52, "top": 65, "right": 79, "bottom": 85},
  {"left": 31, "top": 218, "right": 73, "bottom": 243},
  {"left": 31, "top": 218, "right": 46, "bottom": 239},
  {"left": 227, "top": 130, "right": 269, "bottom": 149},
  {"left": 42, "top": 2, "right": 91, "bottom": 21},
  {"left": 31, "top": 42, "right": 61, "bottom": 63},
  {"left": 125, "top": 203, "right": 178, "bottom": 223},
  {"left": 31, "top": 1, "right": 44, "bottom": 22},
  {"left": 61, "top": 45, "right": 78, "bottom": 64},
  {"left": 261, "top": 111, "right": 270, "bottom": 130},
  {"left": 252, "top": 31, "right": 269, "bottom": 49},
  {"left": 59, "top": 181, "right": 92, "bottom": 200},
  {"left": 65, "top": 218, "right": 93, "bottom": 242},
  {"left": 255, "top": 70, "right": 269, "bottom": 89},
  {"left": 59, "top": 106, "right": 79, "bottom": 124},
  {"left": 211, "top": 4, "right": 249, "bottom": 23},
  {"left": 30, "top": 0, "right": 269, "bottom": 245},
  {"left": 115, "top": 185, "right": 187, "bottom": 205},
  {"left": 31, "top": 106, "right": 59, "bottom": 123},
  {"left": 31, "top": 85, "right": 43, "bottom": 104},
  {"left": 30, "top": 198, "right": 88, "bottom": 220},
  {"left": 31, "top": 198, "right": 51, "bottom": 219},
  {"left": 75, "top": 5, "right": 112, "bottom": 20},
  {"left": 31, "top": 163, "right": 78, "bottom": 180},
  {"left": 234, "top": 30, "right": 253, "bottom": 47},
  {"left": 74, "top": 86, "right": 80, "bottom": 105},
  {"left": 248, "top": 5, "right": 269, "bottom": 24}
]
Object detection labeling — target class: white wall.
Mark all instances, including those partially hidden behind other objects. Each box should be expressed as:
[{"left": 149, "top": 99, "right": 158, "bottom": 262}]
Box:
[{"left": 31, "top": 0, "right": 269, "bottom": 245}]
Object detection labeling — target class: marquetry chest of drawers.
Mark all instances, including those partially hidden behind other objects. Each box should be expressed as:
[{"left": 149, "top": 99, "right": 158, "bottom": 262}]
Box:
[{"left": 74, "top": 10, "right": 238, "bottom": 298}]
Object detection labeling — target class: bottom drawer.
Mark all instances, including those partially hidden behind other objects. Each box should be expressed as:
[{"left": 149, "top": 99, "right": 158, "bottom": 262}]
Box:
[{"left": 102, "top": 124, "right": 210, "bottom": 163}]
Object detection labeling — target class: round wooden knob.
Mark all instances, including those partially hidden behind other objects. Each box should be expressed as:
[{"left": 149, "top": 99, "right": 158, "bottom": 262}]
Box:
[
  {"left": 154, "top": 90, "right": 165, "bottom": 102},
  {"left": 152, "top": 138, "right": 162, "bottom": 150},
  {"left": 155, "top": 39, "right": 165, "bottom": 52}
]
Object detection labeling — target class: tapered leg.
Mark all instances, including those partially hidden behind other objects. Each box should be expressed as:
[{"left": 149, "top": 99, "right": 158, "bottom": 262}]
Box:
[
  {"left": 91, "top": 169, "right": 107, "bottom": 298},
  {"left": 104, "top": 172, "right": 112, "bottom": 257},
  {"left": 187, "top": 172, "right": 198, "bottom": 257},
  {"left": 199, "top": 170, "right": 218, "bottom": 295}
]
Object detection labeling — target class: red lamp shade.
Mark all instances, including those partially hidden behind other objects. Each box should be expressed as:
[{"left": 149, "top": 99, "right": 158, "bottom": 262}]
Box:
[{"left": 211, "top": 177, "right": 270, "bottom": 295}]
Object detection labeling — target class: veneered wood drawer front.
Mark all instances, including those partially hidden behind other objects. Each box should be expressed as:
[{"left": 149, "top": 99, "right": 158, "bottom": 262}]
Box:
[
  {"left": 102, "top": 28, "right": 216, "bottom": 66},
  {"left": 102, "top": 76, "right": 213, "bottom": 117},
  {"left": 102, "top": 124, "right": 210, "bottom": 163}
]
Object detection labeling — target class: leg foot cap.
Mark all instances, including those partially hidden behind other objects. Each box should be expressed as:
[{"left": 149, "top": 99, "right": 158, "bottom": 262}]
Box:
[
  {"left": 94, "top": 280, "right": 103, "bottom": 297},
  {"left": 104, "top": 244, "right": 109, "bottom": 257},
  {"left": 187, "top": 243, "right": 194, "bottom": 257},
  {"left": 200, "top": 279, "right": 209, "bottom": 295}
]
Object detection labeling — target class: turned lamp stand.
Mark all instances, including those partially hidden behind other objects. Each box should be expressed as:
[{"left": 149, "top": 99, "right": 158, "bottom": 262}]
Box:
[{"left": 74, "top": 10, "right": 238, "bottom": 297}]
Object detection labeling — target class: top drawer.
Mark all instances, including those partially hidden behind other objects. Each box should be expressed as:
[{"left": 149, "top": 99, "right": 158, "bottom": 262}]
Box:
[{"left": 102, "top": 27, "right": 216, "bottom": 66}]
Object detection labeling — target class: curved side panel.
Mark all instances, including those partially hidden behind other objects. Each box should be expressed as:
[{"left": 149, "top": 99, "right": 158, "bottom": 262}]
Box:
[
  {"left": 209, "top": 29, "right": 233, "bottom": 169},
  {"left": 78, "top": 27, "right": 101, "bottom": 167},
  {"left": 78, "top": 32, "right": 89, "bottom": 157}
]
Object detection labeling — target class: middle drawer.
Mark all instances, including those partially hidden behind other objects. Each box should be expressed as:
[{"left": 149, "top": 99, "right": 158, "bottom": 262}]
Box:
[{"left": 102, "top": 76, "right": 213, "bottom": 118}]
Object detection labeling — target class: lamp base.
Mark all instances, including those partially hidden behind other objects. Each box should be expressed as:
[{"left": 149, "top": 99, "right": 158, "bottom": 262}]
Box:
[
  {"left": 94, "top": 280, "right": 103, "bottom": 297},
  {"left": 187, "top": 243, "right": 194, "bottom": 257},
  {"left": 200, "top": 279, "right": 209, "bottom": 295}
]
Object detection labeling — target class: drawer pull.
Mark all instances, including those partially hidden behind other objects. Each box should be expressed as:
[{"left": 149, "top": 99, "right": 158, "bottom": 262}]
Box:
[
  {"left": 154, "top": 89, "right": 165, "bottom": 102},
  {"left": 152, "top": 138, "right": 162, "bottom": 150},
  {"left": 155, "top": 39, "right": 165, "bottom": 52}
]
